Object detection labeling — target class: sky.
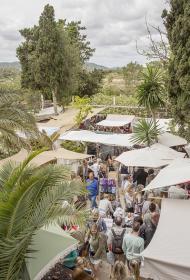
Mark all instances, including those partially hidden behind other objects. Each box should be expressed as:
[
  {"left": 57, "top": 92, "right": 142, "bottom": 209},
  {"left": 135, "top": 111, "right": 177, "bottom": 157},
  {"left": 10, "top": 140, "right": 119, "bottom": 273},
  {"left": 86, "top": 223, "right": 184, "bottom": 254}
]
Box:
[{"left": 0, "top": 0, "right": 168, "bottom": 67}]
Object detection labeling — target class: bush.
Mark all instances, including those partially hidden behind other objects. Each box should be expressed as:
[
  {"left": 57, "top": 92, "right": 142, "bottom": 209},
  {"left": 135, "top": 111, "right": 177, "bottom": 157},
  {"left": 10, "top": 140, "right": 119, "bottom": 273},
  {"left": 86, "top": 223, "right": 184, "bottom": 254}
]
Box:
[{"left": 61, "top": 141, "right": 86, "bottom": 153}]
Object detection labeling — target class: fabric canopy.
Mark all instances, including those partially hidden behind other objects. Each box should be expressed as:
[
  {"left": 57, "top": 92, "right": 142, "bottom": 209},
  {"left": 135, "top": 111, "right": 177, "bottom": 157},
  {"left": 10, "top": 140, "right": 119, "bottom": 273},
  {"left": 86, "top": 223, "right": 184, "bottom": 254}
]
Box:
[
  {"left": 141, "top": 199, "right": 190, "bottom": 280},
  {"left": 115, "top": 143, "right": 185, "bottom": 168},
  {"left": 59, "top": 130, "right": 133, "bottom": 147},
  {"left": 158, "top": 132, "right": 187, "bottom": 147},
  {"left": 26, "top": 224, "right": 78, "bottom": 280},
  {"left": 97, "top": 115, "right": 135, "bottom": 127},
  {"left": 144, "top": 158, "right": 190, "bottom": 191},
  {"left": 0, "top": 148, "right": 91, "bottom": 168},
  {"left": 59, "top": 130, "right": 186, "bottom": 148},
  {"left": 51, "top": 148, "right": 92, "bottom": 160}
]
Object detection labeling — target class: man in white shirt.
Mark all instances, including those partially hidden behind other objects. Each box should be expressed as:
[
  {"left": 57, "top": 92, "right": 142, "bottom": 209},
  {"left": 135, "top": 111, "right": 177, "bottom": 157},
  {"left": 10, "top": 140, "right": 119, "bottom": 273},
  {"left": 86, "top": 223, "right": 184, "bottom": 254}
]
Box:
[{"left": 89, "top": 158, "right": 100, "bottom": 179}]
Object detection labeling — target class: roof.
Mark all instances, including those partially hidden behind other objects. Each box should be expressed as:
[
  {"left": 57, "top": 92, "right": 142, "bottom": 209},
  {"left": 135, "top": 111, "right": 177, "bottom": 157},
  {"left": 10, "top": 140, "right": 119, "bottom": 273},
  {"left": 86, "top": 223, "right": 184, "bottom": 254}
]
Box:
[
  {"left": 59, "top": 130, "right": 133, "bottom": 147},
  {"left": 115, "top": 143, "right": 185, "bottom": 168},
  {"left": 141, "top": 199, "right": 190, "bottom": 280},
  {"left": 97, "top": 115, "right": 135, "bottom": 127},
  {"left": 144, "top": 158, "right": 190, "bottom": 190}
]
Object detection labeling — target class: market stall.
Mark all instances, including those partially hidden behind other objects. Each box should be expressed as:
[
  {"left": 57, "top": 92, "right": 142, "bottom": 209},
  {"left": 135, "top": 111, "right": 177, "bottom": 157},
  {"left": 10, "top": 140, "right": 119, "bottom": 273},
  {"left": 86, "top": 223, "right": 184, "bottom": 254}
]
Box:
[
  {"left": 115, "top": 143, "right": 185, "bottom": 168},
  {"left": 141, "top": 198, "right": 190, "bottom": 280},
  {"left": 144, "top": 158, "right": 190, "bottom": 191}
]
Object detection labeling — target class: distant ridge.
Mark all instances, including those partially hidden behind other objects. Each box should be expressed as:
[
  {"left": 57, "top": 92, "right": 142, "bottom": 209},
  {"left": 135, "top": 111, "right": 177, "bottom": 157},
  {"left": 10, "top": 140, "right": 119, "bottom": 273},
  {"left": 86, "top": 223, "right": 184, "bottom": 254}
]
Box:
[
  {"left": 85, "top": 62, "right": 109, "bottom": 70},
  {"left": 0, "top": 61, "right": 108, "bottom": 71},
  {"left": 0, "top": 61, "right": 20, "bottom": 69}
]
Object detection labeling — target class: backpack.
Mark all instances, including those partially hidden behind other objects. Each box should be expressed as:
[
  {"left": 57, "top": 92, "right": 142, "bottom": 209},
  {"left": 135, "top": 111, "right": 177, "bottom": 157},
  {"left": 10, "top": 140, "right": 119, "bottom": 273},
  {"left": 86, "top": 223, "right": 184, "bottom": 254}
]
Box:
[{"left": 111, "top": 228, "right": 126, "bottom": 254}]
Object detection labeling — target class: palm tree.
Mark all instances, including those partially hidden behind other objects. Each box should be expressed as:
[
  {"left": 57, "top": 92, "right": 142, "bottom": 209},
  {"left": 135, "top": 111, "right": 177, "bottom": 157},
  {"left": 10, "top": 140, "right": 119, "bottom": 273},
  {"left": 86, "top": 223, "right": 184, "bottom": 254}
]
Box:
[
  {"left": 0, "top": 88, "right": 38, "bottom": 155},
  {"left": 137, "top": 65, "right": 165, "bottom": 123},
  {"left": 30, "top": 131, "right": 60, "bottom": 150},
  {"left": 131, "top": 119, "right": 162, "bottom": 147},
  {"left": 0, "top": 151, "right": 87, "bottom": 280}
]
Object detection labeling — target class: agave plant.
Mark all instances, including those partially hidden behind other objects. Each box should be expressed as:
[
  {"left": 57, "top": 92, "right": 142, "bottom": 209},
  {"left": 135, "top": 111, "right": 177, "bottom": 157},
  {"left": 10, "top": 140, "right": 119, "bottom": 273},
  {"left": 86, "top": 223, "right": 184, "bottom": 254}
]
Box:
[
  {"left": 0, "top": 151, "right": 87, "bottom": 280},
  {"left": 131, "top": 118, "right": 162, "bottom": 147},
  {"left": 0, "top": 88, "right": 38, "bottom": 155}
]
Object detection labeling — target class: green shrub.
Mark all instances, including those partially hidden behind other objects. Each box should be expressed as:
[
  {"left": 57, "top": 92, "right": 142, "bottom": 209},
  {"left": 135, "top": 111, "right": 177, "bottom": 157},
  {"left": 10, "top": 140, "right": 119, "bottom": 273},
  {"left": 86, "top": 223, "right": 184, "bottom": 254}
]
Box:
[{"left": 61, "top": 140, "right": 86, "bottom": 153}]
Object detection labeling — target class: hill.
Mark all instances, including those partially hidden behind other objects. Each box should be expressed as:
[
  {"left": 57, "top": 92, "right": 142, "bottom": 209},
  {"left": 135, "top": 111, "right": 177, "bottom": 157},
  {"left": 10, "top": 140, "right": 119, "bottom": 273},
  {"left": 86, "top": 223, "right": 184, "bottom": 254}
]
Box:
[
  {"left": 0, "top": 61, "right": 20, "bottom": 69},
  {"left": 85, "top": 62, "right": 108, "bottom": 70},
  {"left": 0, "top": 61, "right": 108, "bottom": 71}
]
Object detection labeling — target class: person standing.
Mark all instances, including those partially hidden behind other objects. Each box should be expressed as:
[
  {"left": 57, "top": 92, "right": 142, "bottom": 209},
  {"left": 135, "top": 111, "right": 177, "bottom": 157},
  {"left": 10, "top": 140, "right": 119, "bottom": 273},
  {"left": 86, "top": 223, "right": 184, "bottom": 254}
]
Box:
[
  {"left": 77, "top": 159, "right": 89, "bottom": 181},
  {"left": 86, "top": 171, "right": 99, "bottom": 209},
  {"left": 98, "top": 193, "right": 114, "bottom": 218},
  {"left": 89, "top": 223, "right": 107, "bottom": 276},
  {"left": 89, "top": 158, "right": 100, "bottom": 180},
  {"left": 133, "top": 168, "right": 148, "bottom": 186},
  {"left": 124, "top": 185, "right": 134, "bottom": 213},
  {"left": 122, "top": 222, "right": 144, "bottom": 269},
  {"left": 107, "top": 217, "right": 126, "bottom": 264},
  {"left": 140, "top": 212, "right": 159, "bottom": 248},
  {"left": 122, "top": 175, "right": 132, "bottom": 192},
  {"left": 168, "top": 184, "right": 188, "bottom": 199}
]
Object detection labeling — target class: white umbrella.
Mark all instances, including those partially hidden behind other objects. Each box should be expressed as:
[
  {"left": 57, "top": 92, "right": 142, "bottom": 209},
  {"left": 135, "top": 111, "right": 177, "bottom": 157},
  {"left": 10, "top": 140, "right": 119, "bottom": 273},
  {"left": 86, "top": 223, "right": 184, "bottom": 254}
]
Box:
[
  {"left": 158, "top": 132, "right": 187, "bottom": 147},
  {"left": 115, "top": 143, "right": 185, "bottom": 168},
  {"left": 144, "top": 158, "right": 190, "bottom": 191}
]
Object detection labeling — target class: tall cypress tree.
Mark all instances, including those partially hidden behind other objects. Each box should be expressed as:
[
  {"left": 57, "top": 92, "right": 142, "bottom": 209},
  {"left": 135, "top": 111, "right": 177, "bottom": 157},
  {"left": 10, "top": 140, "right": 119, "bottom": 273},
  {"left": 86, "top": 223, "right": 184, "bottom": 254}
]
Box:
[
  {"left": 162, "top": 0, "right": 190, "bottom": 139},
  {"left": 17, "top": 5, "right": 93, "bottom": 114}
]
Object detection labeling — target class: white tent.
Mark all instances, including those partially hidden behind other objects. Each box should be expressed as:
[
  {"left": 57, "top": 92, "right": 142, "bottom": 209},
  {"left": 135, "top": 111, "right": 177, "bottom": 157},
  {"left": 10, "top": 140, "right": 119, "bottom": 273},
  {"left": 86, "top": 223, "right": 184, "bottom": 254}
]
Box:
[
  {"left": 158, "top": 132, "right": 187, "bottom": 147},
  {"left": 59, "top": 130, "right": 133, "bottom": 147},
  {"left": 0, "top": 148, "right": 91, "bottom": 170},
  {"left": 141, "top": 198, "right": 190, "bottom": 280},
  {"left": 59, "top": 130, "right": 187, "bottom": 149},
  {"left": 97, "top": 115, "right": 135, "bottom": 127},
  {"left": 144, "top": 158, "right": 190, "bottom": 191},
  {"left": 115, "top": 143, "right": 185, "bottom": 168}
]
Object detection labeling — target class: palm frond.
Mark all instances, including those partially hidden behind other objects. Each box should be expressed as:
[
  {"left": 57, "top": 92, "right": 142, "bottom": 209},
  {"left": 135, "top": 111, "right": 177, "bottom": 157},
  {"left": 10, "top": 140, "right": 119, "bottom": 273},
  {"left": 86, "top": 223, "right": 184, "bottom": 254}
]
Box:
[
  {"left": 131, "top": 118, "right": 163, "bottom": 146},
  {"left": 0, "top": 152, "right": 87, "bottom": 280},
  {"left": 0, "top": 88, "right": 38, "bottom": 155},
  {"left": 137, "top": 65, "right": 165, "bottom": 112}
]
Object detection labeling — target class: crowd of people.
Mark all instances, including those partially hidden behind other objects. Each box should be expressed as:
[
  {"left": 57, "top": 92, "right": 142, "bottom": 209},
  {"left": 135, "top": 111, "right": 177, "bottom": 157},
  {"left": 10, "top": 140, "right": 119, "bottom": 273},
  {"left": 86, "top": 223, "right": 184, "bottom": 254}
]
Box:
[
  {"left": 61, "top": 158, "right": 167, "bottom": 279},
  {"left": 61, "top": 153, "right": 190, "bottom": 280}
]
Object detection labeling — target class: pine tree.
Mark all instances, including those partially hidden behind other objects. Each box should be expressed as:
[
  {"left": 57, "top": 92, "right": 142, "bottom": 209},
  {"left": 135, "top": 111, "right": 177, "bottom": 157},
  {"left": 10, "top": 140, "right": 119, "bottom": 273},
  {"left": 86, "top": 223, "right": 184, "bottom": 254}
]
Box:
[{"left": 162, "top": 0, "right": 190, "bottom": 139}]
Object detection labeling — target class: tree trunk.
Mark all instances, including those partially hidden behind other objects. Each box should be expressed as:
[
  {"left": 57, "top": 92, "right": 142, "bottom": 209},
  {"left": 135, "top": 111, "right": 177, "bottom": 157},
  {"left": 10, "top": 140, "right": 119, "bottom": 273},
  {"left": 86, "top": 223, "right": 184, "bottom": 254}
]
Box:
[
  {"left": 152, "top": 110, "right": 158, "bottom": 143},
  {"left": 41, "top": 94, "right": 45, "bottom": 110},
  {"left": 52, "top": 89, "right": 58, "bottom": 115}
]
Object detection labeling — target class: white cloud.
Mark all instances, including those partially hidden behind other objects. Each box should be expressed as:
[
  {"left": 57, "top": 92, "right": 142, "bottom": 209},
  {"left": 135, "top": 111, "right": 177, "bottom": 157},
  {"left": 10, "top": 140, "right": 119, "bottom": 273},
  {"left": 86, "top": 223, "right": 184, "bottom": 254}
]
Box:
[{"left": 0, "top": 0, "right": 168, "bottom": 66}]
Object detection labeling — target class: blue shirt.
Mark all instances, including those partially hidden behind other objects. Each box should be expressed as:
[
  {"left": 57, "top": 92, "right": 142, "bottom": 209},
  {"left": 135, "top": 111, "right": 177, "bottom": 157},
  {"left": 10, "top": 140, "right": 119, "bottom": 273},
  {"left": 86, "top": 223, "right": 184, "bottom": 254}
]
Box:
[{"left": 86, "top": 179, "right": 99, "bottom": 196}]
